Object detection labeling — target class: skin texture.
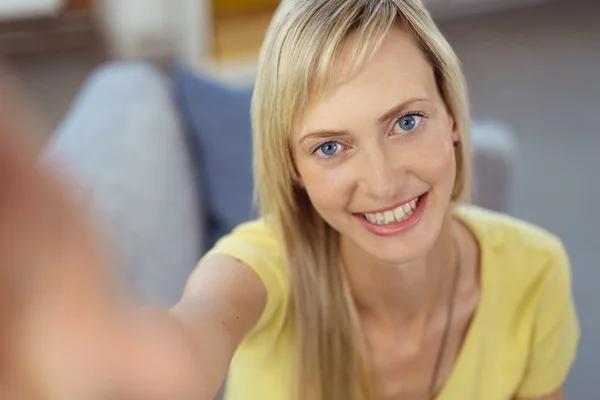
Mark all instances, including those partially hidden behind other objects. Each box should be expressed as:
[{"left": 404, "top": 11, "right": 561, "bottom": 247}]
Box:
[{"left": 295, "top": 32, "right": 458, "bottom": 267}]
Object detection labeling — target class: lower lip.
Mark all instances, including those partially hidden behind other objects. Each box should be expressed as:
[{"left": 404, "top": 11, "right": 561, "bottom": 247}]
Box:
[{"left": 354, "top": 193, "right": 428, "bottom": 237}]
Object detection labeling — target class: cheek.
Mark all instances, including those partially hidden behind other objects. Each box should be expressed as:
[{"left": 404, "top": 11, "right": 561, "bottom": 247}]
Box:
[
  {"left": 410, "top": 130, "right": 456, "bottom": 186},
  {"left": 297, "top": 160, "right": 353, "bottom": 213}
]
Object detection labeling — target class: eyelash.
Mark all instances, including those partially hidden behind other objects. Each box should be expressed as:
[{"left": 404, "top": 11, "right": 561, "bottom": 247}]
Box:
[
  {"left": 393, "top": 111, "right": 429, "bottom": 134},
  {"left": 310, "top": 141, "right": 348, "bottom": 157},
  {"left": 310, "top": 110, "right": 430, "bottom": 157}
]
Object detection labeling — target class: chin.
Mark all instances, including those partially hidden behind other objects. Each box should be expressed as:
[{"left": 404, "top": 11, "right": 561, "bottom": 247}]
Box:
[{"left": 370, "top": 220, "right": 441, "bottom": 264}]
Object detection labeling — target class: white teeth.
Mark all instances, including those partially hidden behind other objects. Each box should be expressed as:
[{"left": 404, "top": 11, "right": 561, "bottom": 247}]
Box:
[
  {"left": 383, "top": 211, "right": 395, "bottom": 224},
  {"left": 363, "top": 196, "right": 421, "bottom": 226},
  {"left": 393, "top": 207, "right": 405, "bottom": 221}
]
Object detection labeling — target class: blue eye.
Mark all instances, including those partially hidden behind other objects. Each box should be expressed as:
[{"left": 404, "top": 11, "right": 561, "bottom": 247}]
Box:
[
  {"left": 315, "top": 141, "right": 342, "bottom": 157},
  {"left": 394, "top": 114, "right": 423, "bottom": 134}
]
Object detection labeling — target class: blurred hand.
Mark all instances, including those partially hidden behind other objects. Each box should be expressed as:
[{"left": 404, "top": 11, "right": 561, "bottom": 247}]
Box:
[{"left": 0, "top": 67, "right": 202, "bottom": 400}]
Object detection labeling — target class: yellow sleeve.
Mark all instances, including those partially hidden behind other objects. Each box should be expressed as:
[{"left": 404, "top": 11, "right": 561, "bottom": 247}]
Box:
[
  {"left": 202, "top": 219, "right": 290, "bottom": 336},
  {"left": 516, "top": 242, "right": 580, "bottom": 398}
]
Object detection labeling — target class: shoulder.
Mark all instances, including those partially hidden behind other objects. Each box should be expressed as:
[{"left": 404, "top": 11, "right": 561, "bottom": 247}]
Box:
[
  {"left": 455, "top": 206, "right": 582, "bottom": 398},
  {"left": 456, "top": 206, "right": 579, "bottom": 366},
  {"left": 454, "top": 204, "right": 571, "bottom": 293},
  {"left": 202, "top": 218, "right": 290, "bottom": 333},
  {"left": 205, "top": 218, "right": 286, "bottom": 270},
  {"left": 455, "top": 204, "right": 567, "bottom": 265}
]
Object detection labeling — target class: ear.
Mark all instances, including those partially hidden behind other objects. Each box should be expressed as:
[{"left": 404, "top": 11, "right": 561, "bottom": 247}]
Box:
[
  {"left": 291, "top": 156, "right": 305, "bottom": 188},
  {"left": 449, "top": 113, "right": 461, "bottom": 144}
]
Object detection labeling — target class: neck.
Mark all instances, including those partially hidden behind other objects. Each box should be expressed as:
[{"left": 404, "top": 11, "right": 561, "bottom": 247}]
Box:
[{"left": 341, "top": 211, "right": 457, "bottom": 327}]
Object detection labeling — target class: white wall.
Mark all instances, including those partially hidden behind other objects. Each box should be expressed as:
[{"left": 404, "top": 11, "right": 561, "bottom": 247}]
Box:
[
  {"left": 170, "top": 0, "right": 213, "bottom": 66},
  {"left": 426, "top": 0, "right": 550, "bottom": 19},
  {"left": 96, "top": 0, "right": 212, "bottom": 63},
  {"left": 0, "top": 0, "right": 65, "bottom": 20}
]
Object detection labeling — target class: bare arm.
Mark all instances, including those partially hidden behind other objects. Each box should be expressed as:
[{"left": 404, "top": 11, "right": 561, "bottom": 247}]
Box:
[
  {"left": 169, "top": 254, "right": 267, "bottom": 398},
  {"left": 14, "top": 249, "right": 267, "bottom": 400},
  {"left": 0, "top": 70, "right": 267, "bottom": 399}
]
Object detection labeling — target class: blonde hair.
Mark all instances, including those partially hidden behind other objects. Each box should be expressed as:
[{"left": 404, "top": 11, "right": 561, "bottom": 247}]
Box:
[{"left": 251, "top": 1, "right": 471, "bottom": 399}]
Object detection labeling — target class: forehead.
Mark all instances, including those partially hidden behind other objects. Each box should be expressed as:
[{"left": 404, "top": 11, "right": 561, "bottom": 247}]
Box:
[{"left": 298, "top": 26, "right": 437, "bottom": 135}]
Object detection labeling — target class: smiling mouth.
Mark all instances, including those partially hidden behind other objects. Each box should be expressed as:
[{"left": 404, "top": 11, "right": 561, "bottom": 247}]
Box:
[{"left": 360, "top": 195, "right": 424, "bottom": 225}]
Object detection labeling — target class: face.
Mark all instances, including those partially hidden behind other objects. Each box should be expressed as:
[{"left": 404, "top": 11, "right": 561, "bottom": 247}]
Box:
[{"left": 293, "top": 26, "right": 460, "bottom": 264}]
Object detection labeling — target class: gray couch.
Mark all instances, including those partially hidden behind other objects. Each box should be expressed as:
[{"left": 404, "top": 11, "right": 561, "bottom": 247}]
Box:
[{"left": 44, "top": 62, "right": 516, "bottom": 396}]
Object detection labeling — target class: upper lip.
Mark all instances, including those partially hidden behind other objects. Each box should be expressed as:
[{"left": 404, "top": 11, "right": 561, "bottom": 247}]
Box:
[{"left": 356, "top": 193, "right": 424, "bottom": 214}]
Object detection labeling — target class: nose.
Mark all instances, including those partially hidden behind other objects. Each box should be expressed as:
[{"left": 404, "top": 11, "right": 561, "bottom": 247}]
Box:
[{"left": 357, "top": 146, "right": 406, "bottom": 201}]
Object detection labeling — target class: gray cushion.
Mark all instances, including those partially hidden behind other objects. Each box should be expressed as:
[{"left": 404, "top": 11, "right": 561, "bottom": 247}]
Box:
[{"left": 44, "top": 62, "right": 205, "bottom": 306}]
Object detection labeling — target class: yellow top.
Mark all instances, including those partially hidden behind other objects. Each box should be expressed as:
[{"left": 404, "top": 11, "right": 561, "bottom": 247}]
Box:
[{"left": 204, "top": 205, "right": 580, "bottom": 399}]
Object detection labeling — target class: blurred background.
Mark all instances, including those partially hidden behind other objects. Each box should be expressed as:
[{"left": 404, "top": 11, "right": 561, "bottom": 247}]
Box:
[{"left": 1, "top": 0, "right": 599, "bottom": 398}]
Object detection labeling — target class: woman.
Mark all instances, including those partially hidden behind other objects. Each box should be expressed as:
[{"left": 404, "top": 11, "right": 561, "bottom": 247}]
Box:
[{"left": 0, "top": 0, "right": 579, "bottom": 399}]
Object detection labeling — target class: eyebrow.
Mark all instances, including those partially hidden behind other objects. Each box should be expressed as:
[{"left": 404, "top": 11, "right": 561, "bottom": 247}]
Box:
[
  {"left": 298, "top": 97, "right": 429, "bottom": 146},
  {"left": 377, "top": 97, "right": 429, "bottom": 124},
  {"left": 298, "top": 129, "right": 350, "bottom": 147}
]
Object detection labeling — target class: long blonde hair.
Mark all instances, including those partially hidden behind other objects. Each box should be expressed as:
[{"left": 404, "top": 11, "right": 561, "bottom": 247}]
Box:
[{"left": 252, "top": 1, "right": 471, "bottom": 399}]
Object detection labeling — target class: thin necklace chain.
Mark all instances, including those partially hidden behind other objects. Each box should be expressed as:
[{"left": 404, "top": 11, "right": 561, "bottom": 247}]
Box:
[{"left": 427, "top": 235, "right": 462, "bottom": 399}]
